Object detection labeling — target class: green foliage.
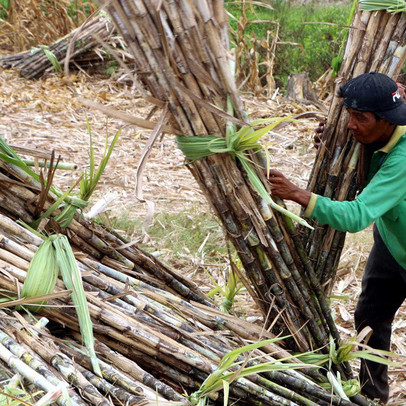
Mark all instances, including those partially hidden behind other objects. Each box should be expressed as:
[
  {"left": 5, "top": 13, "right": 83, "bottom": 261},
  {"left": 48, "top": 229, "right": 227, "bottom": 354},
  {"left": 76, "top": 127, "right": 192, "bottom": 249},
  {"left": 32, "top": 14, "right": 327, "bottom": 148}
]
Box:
[
  {"left": 324, "top": 371, "right": 360, "bottom": 400},
  {"left": 360, "top": 0, "right": 406, "bottom": 13},
  {"left": 0, "top": 387, "right": 43, "bottom": 406},
  {"left": 52, "top": 117, "right": 121, "bottom": 228},
  {"left": 225, "top": 0, "right": 353, "bottom": 87},
  {"left": 188, "top": 337, "right": 311, "bottom": 405},
  {"left": 0, "top": 0, "right": 9, "bottom": 20},
  {"left": 296, "top": 333, "right": 398, "bottom": 369},
  {"left": 31, "top": 46, "right": 62, "bottom": 73},
  {"left": 207, "top": 259, "right": 244, "bottom": 313},
  {"left": 105, "top": 60, "right": 119, "bottom": 76},
  {"left": 177, "top": 118, "right": 312, "bottom": 229},
  {"left": 294, "top": 330, "right": 399, "bottom": 399},
  {"left": 53, "top": 234, "right": 101, "bottom": 376},
  {"left": 67, "top": 0, "right": 97, "bottom": 23}
]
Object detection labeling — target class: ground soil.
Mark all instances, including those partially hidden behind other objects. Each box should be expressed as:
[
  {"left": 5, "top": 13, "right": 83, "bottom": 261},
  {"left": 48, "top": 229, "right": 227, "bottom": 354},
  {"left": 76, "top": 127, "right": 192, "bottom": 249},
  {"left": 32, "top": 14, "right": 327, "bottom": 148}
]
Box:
[{"left": 0, "top": 68, "right": 405, "bottom": 405}]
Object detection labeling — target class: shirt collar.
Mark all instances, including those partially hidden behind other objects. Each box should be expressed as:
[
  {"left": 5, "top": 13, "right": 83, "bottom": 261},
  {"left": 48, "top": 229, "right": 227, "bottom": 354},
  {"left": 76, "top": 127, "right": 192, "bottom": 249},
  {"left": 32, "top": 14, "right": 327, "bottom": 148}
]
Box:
[{"left": 379, "top": 125, "right": 406, "bottom": 153}]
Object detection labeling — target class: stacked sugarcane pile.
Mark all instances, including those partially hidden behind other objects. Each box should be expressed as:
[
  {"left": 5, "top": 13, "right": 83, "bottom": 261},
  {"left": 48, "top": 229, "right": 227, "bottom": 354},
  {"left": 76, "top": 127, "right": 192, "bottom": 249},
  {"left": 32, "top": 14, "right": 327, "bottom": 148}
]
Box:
[
  {"left": 1, "top": 15, "right": 119, "bottom": 79},
  {"left": 302, "top": 4, "right": 406, "bottom": 291},
  {"left": 0, "top": 173, "right": 376, "bottom": 405},
  {"left": 0, "top": 143, "right": 210, "bottom": 306},
  {"left": 0, "top": 219, "right": 375, "bottom": 406},
  {"left": 0, "top": 291, "right": 370, "bottom": 406},
  {"left": 0, "top": 313, "right": 158, "bottom": 406},
  {"left": 0, "top": 144, "right": 378, "bottom": 403},
  {"left": 97, "top": 0, "right": 348, "bottom": 369}
]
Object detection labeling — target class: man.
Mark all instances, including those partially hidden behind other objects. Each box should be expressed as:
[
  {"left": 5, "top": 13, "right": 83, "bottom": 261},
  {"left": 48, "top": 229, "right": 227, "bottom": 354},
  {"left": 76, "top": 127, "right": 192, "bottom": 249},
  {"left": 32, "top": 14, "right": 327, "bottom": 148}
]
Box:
[{"left": 267, "top": 72, "right": 406, "bottom": 403}]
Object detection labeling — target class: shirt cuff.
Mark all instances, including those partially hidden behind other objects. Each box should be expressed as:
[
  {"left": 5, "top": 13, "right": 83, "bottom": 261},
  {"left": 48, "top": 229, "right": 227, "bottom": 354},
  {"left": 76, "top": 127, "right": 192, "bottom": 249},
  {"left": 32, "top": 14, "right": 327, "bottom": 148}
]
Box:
[{"left": 303, "top": 193, "right": 318, "bottom": 217}]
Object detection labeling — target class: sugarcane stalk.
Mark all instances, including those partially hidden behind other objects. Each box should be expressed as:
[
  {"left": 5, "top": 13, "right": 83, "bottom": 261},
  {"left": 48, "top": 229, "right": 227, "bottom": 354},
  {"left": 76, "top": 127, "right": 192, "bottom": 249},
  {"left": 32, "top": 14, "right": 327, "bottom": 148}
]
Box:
[
  {"left": 353, "top": 11, "right": 389, "bottom": 75},
  {"left": 77, "top": 365, "right": 148, "bottom": 406},
  {"left": 93, "top": 339, "right": 190, "bottom": 402},
  {"left": 369, "top": 12, "right": 400, "bottom": 72},
  {"left": 0, "top": 327, "right": 93, "bottom": 406},
  {"left": 79, "top": 269, "right": 227, "bottom": 356},
  {"left": 0, "top": 248, "right": 29, "bottom": 271},
  {"left": 0, "top": 234, "right": 35, "bottom": 262},
  {"left": 260, "top": 369, "right": 350, "bottom": 406},
  {"left": 99, "top": 0, "right": 346, "bottom": 360},
  {"left": 0, "top": 189, "right": 36, "bottom": 223},
  {"left": 82, "top": 264, "right": 286, "bottom": 359},
  {"left": 59, "top": 338, "right": 187, "bottom": 403},
  {"left": 248, "top": 373, "right": 324, "bottom": 406},
  {"left": 95, "top": 335, "right": 207, "bottom": 391},
  {"left": 4, "top": 3, "right": 393, "bottom": 401},
  {"left": 0, "top": 341, "right": 77, "bottom": 406},
  {"left": 2, "top": 270, "right": 334, "bottom": 402},
  {"left": 22, "top": 160, "right": 78, "bottom": 170},
  {"left": 15, "top": 329, "right": 109, "bottom": 406},
  {"left": 1, "top": 16, "right": 115, "bottom": 79},
  {"left": 91, "top": 332, "right": 306, "bottom": 406},
  {"left": 0, "top": 162, "right": 210, "bottom": 306},
  {"left": 0, "top": 225, "right": 372, "bottom": 406}
]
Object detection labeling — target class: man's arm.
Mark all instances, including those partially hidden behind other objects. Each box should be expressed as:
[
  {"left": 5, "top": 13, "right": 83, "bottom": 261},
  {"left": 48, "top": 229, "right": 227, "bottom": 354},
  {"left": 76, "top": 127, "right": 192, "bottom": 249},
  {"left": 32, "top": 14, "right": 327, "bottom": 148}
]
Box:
[{"left": 267, "top": 144, "right": 406, "bottom": 233}]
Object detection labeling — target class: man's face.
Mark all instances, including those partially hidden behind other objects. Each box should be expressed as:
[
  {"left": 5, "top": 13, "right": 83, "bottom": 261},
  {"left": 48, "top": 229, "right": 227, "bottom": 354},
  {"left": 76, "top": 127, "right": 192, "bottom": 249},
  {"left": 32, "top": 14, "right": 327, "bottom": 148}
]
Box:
[{"left": 347, "top": 109, "right": 394, "bottom": 145}]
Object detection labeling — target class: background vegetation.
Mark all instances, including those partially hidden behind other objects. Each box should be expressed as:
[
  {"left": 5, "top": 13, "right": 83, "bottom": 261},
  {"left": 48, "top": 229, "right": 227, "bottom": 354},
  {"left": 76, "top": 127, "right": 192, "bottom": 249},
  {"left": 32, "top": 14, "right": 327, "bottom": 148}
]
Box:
[
  {"left": 225, "top": 0, "right": 353, "bottom": 87},
  {"left": 0, "top": 0, "right": 353, "bottom": 88}
]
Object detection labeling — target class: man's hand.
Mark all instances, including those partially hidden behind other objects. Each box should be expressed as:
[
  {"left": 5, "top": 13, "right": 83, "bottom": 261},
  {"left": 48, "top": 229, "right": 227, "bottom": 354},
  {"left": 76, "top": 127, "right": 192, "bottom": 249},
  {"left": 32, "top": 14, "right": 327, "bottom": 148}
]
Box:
[
  {"left": 266, "top": 169, "right": 311, "bottom": 207},
  {"left": 313, "top": 119, "right": 327, "bottom": 150}
]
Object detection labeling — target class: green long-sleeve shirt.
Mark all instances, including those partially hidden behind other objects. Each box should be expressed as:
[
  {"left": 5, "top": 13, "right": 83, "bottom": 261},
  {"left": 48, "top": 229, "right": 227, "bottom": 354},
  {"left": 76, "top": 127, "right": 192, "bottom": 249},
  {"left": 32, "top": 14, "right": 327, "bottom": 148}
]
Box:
[{"left": 304, "top": 125, "right": 406, "bottom": 270}]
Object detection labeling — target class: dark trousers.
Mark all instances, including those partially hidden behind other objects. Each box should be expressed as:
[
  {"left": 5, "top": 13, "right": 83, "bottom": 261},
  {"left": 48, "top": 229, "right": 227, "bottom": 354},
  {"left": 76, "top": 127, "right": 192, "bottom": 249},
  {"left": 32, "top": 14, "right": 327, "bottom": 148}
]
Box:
[{"left": 354, "top": 225, "right": 406, "bottom": 402}]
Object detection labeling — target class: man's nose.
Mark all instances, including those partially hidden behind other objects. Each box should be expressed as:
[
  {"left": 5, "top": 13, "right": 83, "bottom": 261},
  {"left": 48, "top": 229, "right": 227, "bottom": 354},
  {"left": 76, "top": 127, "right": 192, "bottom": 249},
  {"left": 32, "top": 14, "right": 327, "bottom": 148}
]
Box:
[{"left": 347, "top": 116, "right": 357, "bottom": 130}]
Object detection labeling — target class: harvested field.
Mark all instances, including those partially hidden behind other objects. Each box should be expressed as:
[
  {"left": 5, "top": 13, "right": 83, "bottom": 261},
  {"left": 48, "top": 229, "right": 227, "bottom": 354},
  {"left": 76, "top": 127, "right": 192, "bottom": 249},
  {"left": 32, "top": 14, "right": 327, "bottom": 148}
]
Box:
[{"left": 0, "top": 68, "right": 405, "bottom": 404}]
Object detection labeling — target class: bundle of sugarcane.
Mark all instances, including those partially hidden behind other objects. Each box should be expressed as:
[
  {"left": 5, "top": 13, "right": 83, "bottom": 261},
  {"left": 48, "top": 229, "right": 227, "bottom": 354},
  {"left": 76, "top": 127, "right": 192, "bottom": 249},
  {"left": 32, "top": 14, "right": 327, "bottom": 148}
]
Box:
[
  {"left": 0, "top": 139, "right": 211, "bottom": 306},
  {"left": 302, "top": 3, "right": 406, "bottom": 291},
  {"left": 94, "top": 0, "right": 348, "bottom": 369},
  {"left": 0, "top": 220, "right": 376, "bottom": 406},
  {"left": 1, "top": 15, "right": 118, "bottom": 79}
]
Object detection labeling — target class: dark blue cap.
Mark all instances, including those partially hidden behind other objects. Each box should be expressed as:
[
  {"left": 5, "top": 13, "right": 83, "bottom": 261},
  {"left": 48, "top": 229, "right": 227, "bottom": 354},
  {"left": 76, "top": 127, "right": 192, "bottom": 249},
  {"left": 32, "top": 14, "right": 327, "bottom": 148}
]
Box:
[{"left": 340, "top": 72, "right": 406, "bottom": 125}]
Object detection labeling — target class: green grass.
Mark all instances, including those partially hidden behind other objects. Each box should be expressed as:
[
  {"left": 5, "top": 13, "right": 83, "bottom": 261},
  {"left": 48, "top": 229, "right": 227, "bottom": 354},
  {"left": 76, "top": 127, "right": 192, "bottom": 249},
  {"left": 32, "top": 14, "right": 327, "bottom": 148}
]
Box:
[
  {"left": 112, "top": 209, "right": 228, "bottom": 270},
  {"left": 226, "top": 0, "right": 353, "bottom": 87},
  {"left": 0, "top": 0, "right": 9, "bottom": 20},
  {"left": 67, "top": 0, "right": 97, "bottom": 24}
]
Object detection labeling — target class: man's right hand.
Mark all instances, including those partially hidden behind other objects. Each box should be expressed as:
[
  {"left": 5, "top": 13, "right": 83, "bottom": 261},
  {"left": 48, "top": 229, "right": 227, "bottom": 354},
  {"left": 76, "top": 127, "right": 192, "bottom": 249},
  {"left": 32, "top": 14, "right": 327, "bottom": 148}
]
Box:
[{"left": 266, "top": 169, "right": 311, "bottom": 208}]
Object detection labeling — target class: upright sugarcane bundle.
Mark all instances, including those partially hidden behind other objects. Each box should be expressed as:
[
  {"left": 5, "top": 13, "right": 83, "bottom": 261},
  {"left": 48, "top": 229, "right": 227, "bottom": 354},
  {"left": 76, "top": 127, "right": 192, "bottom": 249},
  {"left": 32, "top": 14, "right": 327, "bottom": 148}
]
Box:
[
  {"left": 97, "top": 0, "right": 347, "bottom": 369},
  {"left": 302, "top": 3, "right": 406, "bottom": 290}
]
